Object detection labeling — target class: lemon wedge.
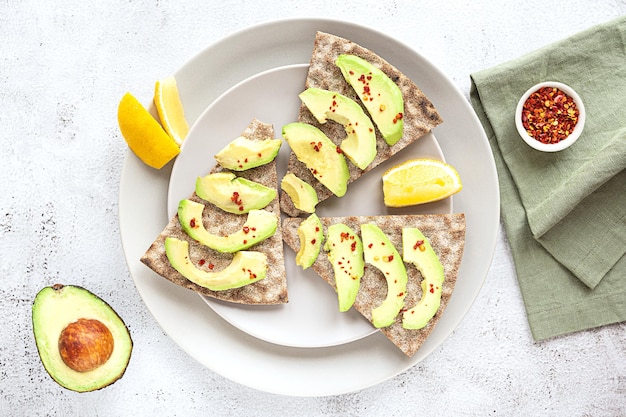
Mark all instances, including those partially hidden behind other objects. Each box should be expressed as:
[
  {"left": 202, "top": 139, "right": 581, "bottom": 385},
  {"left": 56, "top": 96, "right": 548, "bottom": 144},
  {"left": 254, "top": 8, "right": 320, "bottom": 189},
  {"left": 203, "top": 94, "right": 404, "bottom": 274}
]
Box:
[
  {"left": 382, "top": 158, "right": 462, "bottom": 207},
  {"left": 117, "top": 92, "right": 180, "bottom": 169},
  {"left": 154, "top": 76, "right": 189, "bottom": 146}
]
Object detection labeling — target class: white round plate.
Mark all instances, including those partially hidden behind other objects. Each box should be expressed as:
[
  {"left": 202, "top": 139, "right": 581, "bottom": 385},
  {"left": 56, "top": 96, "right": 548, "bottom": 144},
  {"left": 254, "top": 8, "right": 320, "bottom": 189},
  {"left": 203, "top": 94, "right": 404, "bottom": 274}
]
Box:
[
  {"left": 167, "top": 64, "right": 449, "bottom": 348},
  {"left": 119, "top": 18, "right": 499, "bottom": 396}
]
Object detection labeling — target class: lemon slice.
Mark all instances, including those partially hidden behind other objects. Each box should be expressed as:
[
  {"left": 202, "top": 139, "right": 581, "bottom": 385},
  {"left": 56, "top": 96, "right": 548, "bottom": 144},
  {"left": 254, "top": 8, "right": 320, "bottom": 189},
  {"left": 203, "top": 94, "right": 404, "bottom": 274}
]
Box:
[
  {"left": 154, "top": 76, "right": 189, "bottom": 146},
  {"left": 117, "top": 92, "right": 180, "bottom": 169},
  {"left": 382, "top": 158, "right": 462, "bottom": 207}
]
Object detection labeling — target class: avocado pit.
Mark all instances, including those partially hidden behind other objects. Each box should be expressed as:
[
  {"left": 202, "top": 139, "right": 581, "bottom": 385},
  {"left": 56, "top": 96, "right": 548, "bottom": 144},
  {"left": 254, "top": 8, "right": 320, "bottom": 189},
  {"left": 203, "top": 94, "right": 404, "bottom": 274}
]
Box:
[{"left": 58, "top": 318, "right": 114, "bottom": 372}]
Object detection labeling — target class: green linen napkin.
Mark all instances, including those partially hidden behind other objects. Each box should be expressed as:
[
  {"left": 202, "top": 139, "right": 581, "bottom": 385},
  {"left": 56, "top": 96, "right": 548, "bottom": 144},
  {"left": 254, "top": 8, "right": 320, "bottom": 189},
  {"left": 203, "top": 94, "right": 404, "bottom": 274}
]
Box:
[{"left": 470, "top": 16, "right": 626, "bottom": 341}]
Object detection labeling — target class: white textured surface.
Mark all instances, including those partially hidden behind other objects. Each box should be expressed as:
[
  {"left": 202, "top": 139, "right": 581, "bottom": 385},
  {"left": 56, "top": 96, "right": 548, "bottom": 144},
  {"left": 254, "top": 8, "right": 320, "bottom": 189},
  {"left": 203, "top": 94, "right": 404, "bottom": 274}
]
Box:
[{"left": 1, "top": 1, "right": 625, "bottom": 415}]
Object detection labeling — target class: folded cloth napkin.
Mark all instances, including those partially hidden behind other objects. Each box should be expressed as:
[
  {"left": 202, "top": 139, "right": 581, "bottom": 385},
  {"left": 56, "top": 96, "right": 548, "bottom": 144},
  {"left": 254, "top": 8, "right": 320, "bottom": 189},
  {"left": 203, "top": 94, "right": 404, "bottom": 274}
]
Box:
[{"left": 470, "top": 16, "right": 626, "bottom": 341}]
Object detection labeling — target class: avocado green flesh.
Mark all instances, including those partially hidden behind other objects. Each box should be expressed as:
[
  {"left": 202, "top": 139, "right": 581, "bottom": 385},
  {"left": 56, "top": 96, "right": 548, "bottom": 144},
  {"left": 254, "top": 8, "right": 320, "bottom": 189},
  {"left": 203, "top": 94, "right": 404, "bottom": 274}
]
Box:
[
  {"left": 195, "top": 172, "right": 276, "bottom": 214},
  {"left": 32, "top": 285, "right": 132, "bottom": 392},
  {"left": 295, "top": 213, "right": 324, "bottom": 269},
  {"left": 401, "top": 228, "right": 445, "bottom": 330},
  {"left": 324, "top": 223, "right": 365, "bottom": 312},
  {"left": 165, "top": 237, "right": 267, "bottom": 290},
  {"left": 281, "top": 173, "right": 318, "bottom": 213},
  {"left": 282, "top": 122, "right": 349, "bottom": 197},
  {"left": 361, "top": 223, "right": 408, "bottom": 328},
  {"left": 178, "top": 200, "right": 277, "bottom": 253},
  {"left": 299, "top": 88, "right": 377, "bottom": 170},
  {"left": 336, "top": 54, "right": 404, "bottom": 146},
  {"left": 214, "top": 136, "right": 281, "bottom": 171}
]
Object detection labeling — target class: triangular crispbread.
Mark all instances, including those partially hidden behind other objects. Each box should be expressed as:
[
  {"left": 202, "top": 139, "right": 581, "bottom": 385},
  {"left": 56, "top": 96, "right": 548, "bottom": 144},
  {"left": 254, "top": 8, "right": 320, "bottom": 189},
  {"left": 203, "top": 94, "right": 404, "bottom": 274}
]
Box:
[
  {"left": 282, "top": 213, "right": 465, "bottom": 357},
  {"left": 141, "top": 119, "right": 288, "bottom": 305},
  {"left": 280, "top": 31, "right": 444, "bottom": 217}
]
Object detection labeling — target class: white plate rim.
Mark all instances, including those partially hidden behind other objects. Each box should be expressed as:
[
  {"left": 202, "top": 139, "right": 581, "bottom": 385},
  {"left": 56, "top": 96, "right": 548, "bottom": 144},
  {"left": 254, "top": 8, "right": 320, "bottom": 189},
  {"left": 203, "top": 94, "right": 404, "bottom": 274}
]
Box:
[{"left": 118, "top": 17, "right": 500, "bottom": 397}]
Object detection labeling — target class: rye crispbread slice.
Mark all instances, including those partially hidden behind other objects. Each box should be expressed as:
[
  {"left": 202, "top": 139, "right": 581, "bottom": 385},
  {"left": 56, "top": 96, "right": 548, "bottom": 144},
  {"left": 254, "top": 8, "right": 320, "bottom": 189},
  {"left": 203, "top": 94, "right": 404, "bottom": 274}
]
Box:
[
  {"left": 141, "top": 119, "right": 288, "bottom": 305},
  {"left": 280, "top": 31, "right": 444, "bottom": 217},
  {"left": 282, "top": 213, "right": 465, "bottom": 357}
]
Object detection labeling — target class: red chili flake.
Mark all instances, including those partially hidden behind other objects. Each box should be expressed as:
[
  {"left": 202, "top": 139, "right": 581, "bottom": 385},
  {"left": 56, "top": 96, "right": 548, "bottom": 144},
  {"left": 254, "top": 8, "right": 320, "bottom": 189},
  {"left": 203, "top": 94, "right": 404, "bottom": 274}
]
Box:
[
  {"left": 242, "top": 239, "right": 248, "bottom": 244},
  {"left": 392, "top": 112, "right": 403, "bottom": 124},
  {"left": 198, "top": 259, "right": 205, "bottom": 266},
  {"left": 315, "top": 226, "right": 320, "bottom": 232},
  {"left": 368, "top": 243, "right": 373, "bottom": 249},
  {"left": 311, "top": 238, "right": 316, "bottom": 245},
  {"left": 208, "top": 263, "right": 215, "bottom": 270},
  {"left": 349, "top": 70, "right": 355, "bottom": 75},
  {"left": 311, "top": 141, "right": 323, "bottom": 152},
  {"left": 336, "top": 146, "right": 343, "bottom": 154},
  {"left": 242, "top": 226, "right": 250, "bottom": 234},
  {"left": 397, "top": 292, "right": 404, "bottom": 297},
  {"left": 350, "top": 241, "right": 357, "bottom": 252},
  {"left": 257, "top": 152, "right": 262, "bottom": 157},
  {"left": 429, "top": 283, "right": 435, "bottom": 294},
  {"left": 521, "top": 86, "right": 579, "bottom": 144},
  {"left": 340, "top": 232, "right": 350, "bottom": 242},
  {"left": 189, "top": 218, "right": 198, "bottom": 229},
  {"left": 413, "top": 240, "right": 424, "bottom": 250}
]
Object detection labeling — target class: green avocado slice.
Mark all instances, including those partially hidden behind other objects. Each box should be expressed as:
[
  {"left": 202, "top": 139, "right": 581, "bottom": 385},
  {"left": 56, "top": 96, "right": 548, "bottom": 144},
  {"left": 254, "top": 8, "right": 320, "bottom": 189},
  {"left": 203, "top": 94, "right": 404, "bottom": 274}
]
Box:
[
  {"left": 361, "top": 223, "right": 408, "bottom": 328},
  {"left": 401, "top": 228, "right": 445, "bottom": 329},
  {"left": 214, "top": 136, "right": 281, "bottom": 171},
  {"left": 178, "top": 199, "right": 277, "bottom": 253},
  {"left": 282, "top": 122, "right": 350, "bottom": 197},
  {"left": 336, "top": 54, "right": 404, "bottom": 146},
  {"left": 299, "top": 87, "right": 377, "bottom": 170},
  {"left": 295, "top": 213, "right": 324, "bottom": 269},
  {"left": 195, "top": 172, "right": 277, "bottom": 214},
  {"left": 324, "top": 223, "right": 365, "bottom": 312},
  {"left": 281, "top": 173, "right": 318, "bottom": 214},
  {"left": 165, "top": 237, "right": 267, "bottom": 291}
]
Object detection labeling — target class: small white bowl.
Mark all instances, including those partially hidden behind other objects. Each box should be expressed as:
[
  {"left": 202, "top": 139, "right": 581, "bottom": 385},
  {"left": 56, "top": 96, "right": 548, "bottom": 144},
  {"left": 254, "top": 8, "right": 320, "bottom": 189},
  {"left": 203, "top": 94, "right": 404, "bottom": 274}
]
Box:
[{"left": 515, "top": 81, "right": 585, "bottom": 152}]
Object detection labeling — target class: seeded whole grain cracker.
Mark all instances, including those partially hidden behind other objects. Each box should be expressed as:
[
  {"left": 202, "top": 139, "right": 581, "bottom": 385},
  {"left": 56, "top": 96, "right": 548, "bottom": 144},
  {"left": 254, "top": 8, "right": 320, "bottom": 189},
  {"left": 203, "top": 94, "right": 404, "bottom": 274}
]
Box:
[
  {"left": 280, "top": 31, "right": 444, "bottom": 217},
  {"left": 141, "top": 119, "right": 288, "bottom": 305},
  {"left": 282, "top": 213, "right": 465, "bottom": 357}
]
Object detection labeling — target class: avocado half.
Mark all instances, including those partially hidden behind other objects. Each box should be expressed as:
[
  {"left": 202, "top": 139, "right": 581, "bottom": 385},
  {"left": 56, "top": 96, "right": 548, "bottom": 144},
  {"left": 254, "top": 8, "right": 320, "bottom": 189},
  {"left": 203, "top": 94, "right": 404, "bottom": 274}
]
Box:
[{"left": 32, "top": 284, "right": 133, "bottom": 392}]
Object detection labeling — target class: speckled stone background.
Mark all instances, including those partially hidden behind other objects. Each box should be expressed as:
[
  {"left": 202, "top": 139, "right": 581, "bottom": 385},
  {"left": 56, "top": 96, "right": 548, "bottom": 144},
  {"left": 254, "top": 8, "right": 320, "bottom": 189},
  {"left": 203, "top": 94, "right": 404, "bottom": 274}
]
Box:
[{"left": 1, "top": 1, "right": 625, "bottom": 416}]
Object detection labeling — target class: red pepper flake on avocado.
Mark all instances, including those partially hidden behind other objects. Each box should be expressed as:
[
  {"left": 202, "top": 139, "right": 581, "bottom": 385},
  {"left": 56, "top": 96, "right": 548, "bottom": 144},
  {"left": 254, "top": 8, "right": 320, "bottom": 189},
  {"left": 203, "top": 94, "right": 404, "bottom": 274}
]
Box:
[{"left": 521, "top": 86, "right": 579, "bottom": 144}]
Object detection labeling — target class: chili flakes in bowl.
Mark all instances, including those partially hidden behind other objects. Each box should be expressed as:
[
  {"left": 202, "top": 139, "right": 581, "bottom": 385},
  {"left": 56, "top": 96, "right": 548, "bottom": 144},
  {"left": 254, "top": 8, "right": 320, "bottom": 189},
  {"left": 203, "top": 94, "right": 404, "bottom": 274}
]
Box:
[{"left": 515, "top": 81, "right": 586, "bottom": 152}]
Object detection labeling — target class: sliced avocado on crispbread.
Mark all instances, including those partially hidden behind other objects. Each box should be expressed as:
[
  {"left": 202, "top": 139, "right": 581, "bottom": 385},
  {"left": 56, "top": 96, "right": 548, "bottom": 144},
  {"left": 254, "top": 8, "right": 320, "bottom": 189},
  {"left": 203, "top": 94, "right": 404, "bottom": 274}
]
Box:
[
  {"left": 282, "top": 122, "right": 350, "bottom": 197},
  {"left": 401, "top": 227, "right": 446, "bottom": 329},
  {"left": 280, "top": 31, "right": 443, "bottom": 217},
  {"left": 178, "top": 200, "right": 278, "bottom": 253},
  {"left": 299, "top": 87, "right": 377, "bottom": 170},
  {"left": 361, "top": 223, "right": 408, "bottom": 328},
  {"left": 295, "top": 213, "right": 324, "bottom": 269},
  {"left": 336, "top": 54, "right": 405, "bottom": 146},
  {"left": 324, "top": 223, "right": 365, "bottom": 312},
  {"left": 165, "top": 238, "right": 267, "bottom": 291},
  {"left": 214, "top": 135, "right": 281, "bottom": 171},
  {"left": 141, "top": 119, "right": 288, "bottom": 305},
  {"left": 282, "top": 213, "right": 465, "bottom": 357},
  {"left": 281, "top": 173, "right": 318, "bottom": 214},
  {"left": 195, "top": 172, "right": 277, "bottom": 214}
]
